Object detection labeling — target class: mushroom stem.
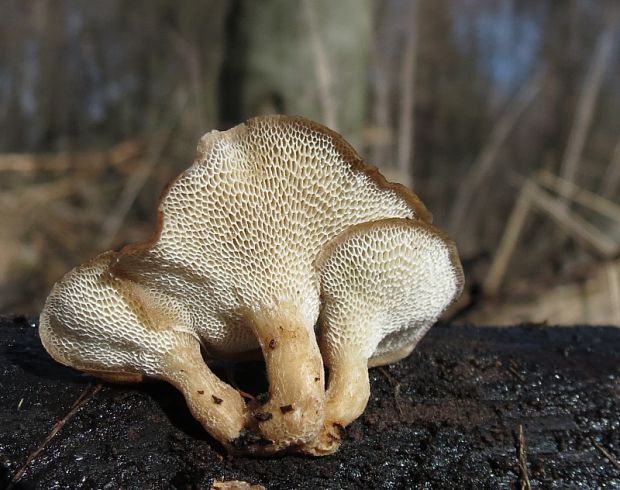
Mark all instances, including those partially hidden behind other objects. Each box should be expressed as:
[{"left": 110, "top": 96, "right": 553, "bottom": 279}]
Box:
[
  {"left": 247, "top": 304, "right": 325, "bottom": 451},
  {"left": 161, "top": 339, "right": 247, "bottom": 451},
  {"left": 325, "top": 353, "right": 370, "bottom": 425},
  {"left": 301, "top": 351, "right": 369, "bottom": 455}
]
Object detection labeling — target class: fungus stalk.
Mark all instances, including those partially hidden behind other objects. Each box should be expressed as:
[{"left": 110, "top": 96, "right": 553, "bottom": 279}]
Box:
[
  {"left": 303, "top": 349, "right": 370, "bottom": 455},
  {"left": 161, "top": 341, "right": 248, "bottom": 449},
  {"left": 324, "top": 353, "right": 370, "bottom": 427},
  {"left": 248, "top": 303, "right": 325, "bottom": 451}
]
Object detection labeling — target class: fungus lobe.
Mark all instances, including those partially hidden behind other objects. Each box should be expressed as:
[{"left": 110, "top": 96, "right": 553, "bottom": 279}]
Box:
[{"left": 39, "top": 115, "right": 463, "bottom": 456}]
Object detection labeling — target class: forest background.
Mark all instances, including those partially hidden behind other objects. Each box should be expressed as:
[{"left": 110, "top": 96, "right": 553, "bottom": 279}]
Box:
[{"left": 1, "top": 0, "right": 619, "bottom": 326}]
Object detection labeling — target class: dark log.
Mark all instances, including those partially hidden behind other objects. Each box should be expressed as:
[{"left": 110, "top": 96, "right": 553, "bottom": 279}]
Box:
[{"left": 1, "top": 316, "right": 619, "bottom": 489}]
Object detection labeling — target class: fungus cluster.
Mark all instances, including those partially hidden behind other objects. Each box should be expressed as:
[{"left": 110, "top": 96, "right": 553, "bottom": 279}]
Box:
[{"left": 40, "top": 115, "right": 463, "bottom": 456}]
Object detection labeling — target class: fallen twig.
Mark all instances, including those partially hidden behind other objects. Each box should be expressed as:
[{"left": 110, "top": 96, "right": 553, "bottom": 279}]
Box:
[
  {"left": 517, "top": 425, "right": 531, "bottom": 490},
  {"left": 8, "top": 383, "right": 103, "bottom": 488},
  {"left": 508, "top": 360, "right": 525, "bottom": 382},
  {"left": 593, "top": 440, "right": 620, "bottom": 471}
]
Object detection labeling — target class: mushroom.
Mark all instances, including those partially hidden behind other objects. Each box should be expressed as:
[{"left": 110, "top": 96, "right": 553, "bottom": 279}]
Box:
[
  {"left": 303, "top": 217, "right": 462, "bottom": 454},
  {"left": 39, "top": 115, "right": 463, "bottom": 456}
]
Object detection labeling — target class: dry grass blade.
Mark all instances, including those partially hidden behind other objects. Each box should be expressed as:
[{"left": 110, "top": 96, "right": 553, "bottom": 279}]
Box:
[
  {"left": 485, "top": 174, "right": 619, "bottom": 295},
  {"left": 368, "top": 9, "right": 392, "bottom": 170},
  {"left": 558, "top": 7, "right": 619, "bottom": 205},
  {"left": 378, "top": 366, "right": 404, "bottom": 418},
  {"left": 0, "top": 153, "right": 74, "bottom": 173},
  {"left": 301, "top": 0, "right": 337, "bottom": 130},
  {"left": 450, "top": 69, "right": 545, "bottom": 234},
  {"left": 99, "top": 94, "right": 188, "bottom": 249},
  {"left": 528, "top": 183, "right": 618, "bottom": 258},
  {"left": 517, "top": 425, "right": 531, "bottom": 490},
  {"left": 537, "top": 170, "right": 620, "bottom": 223},
  {"left": 606, "top": 263, "right": 620, "bottom": 326},
  {"left": 8, "top": 384, "right": 103, "bottom": 488},
  {"left": 0, "top": 180, "right": 75, "bottom": 210},
  {"left": 212, "top": 480, "right": 266, "bottom": 490},
  {"left": 396, "top": 0, "right": 420, "bottom": 185},
  {"left": 473, "top": 258, "right": 620, "bottom": 326},
  {"left": 0, "top": 140, "right": 144, "bottom": 174},
  {"left": 601, "top": 138, "right": 620, "bottom": 198},
  {"left": 484, "top": 179, "right": 535, "bottom": 296},
  {"left": 168, "top": 28, "right": 206, "bottom": 130}
]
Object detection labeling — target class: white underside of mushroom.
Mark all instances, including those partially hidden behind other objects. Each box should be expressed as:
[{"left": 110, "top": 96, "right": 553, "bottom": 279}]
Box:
[{"left": 39, "top": 116, "right": 463, "bottom": 456}]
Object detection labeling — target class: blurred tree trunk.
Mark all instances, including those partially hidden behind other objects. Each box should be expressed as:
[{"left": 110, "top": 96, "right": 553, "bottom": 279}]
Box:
[{"left": 222, "top": 0, "right": 371, "bottom": 148}]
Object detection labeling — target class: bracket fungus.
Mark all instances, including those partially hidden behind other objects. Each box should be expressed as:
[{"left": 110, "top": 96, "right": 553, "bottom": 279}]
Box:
[{"left": 40, "top": 115, "right": 463, "bottom": 456}]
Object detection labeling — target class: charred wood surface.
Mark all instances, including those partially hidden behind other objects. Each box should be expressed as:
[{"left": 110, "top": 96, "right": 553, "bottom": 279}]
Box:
[{"left": 0, "top": 317, "right": 619, "bottom": 489}]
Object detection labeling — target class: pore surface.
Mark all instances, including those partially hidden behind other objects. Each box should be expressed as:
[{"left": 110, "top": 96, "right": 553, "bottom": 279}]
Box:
[{"left": 117, "top": 116, "right": 423, "bottom": 355}]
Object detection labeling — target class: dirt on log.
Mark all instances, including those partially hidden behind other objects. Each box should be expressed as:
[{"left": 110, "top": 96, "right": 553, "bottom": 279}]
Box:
[{"left": 1, "top": 316, "right": 619, "bottom": 489}]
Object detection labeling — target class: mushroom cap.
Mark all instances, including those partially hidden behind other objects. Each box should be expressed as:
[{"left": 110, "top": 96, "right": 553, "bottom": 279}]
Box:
[
  {"left": 111, "top": 115, "right": 432, "bottom": 357},
  {"left": 315, "top": 218, "right": 463, "bottom": 367}
]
